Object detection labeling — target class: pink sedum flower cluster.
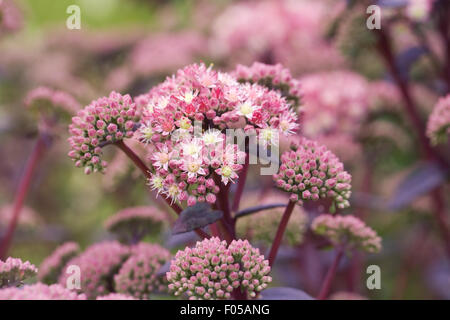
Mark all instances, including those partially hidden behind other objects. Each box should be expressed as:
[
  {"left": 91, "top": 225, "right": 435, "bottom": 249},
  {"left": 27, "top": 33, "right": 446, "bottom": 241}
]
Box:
[
  {"left": 426, "top": 94, "right": 450, "bottom": 145},
  {"left": 114, "top": 243, "right": 171, "bottom": 299},
  {"left": 38, "top": 242, "right": 80, "bottom": 285},
  {"left": 166, "top": 237, "right": 272, "bottom": 300},
  {"left": 105, "top": 206, "right": 168, "bottom": 243},
  {"left": 68, "top": 91, "right": 139, "bottom": 174},
  {"left": 0, "top": 283, "right": 86, "bottom": 300},
  {"left": 59, "top": 241, "right": 130, "bottom": 299},
  {"left": 96, "top": 293, "right": 136, "bottom": 300},
  {"left": 273, "top": 137, "right": 352, "bottom": 208},
  {"left": 0, "top": 257, "right": 38, "bottom": 288},
  {"left": 311, "top": 214, "right": 382, "bottom": 253},
  {"left": 234, "top": 62, "right": 302, "bottom": 110},
  {"left": 137, "top": 63, "right": 297, "bottom": 206},
  {"left": 25, "top": 86, "right": 80, "bottom": 116}
]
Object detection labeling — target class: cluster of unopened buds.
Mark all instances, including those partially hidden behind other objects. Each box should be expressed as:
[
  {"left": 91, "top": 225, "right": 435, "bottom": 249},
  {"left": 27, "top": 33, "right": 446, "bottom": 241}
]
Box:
[
  {"left": 68, "top": 91, "right": 139, "bottom": 174},
  {"left": 0, "top": 257, "right": 38, "bottom": 288},
  {"left": 273, "top": 137, "right": 352, "bottom": 208},
  {"left": 166, "top": 237, "right": 272, "bottom": 300},
  {"left": 311, "top": 214, "right": 382, "bottom": 253},
  {"left": 38, "top": 242, "right": 80, "bottom": 285},
  {"left": 114, "top": 243, "right": 171, "bottom": 299},
  {"left": 58, "top": 241, "right": 130, "bottom": 299}
]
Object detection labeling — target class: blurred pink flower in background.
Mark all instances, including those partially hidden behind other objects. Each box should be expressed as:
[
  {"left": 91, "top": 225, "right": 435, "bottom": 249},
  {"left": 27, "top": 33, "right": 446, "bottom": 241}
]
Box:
[
  {"left": 210, "top": 0, "right": 345, "bottom": 74},
  {"left": 0, "top": 283, "right": 86, "bottom": 300},
  {"left": 96, "top": 293, "right": 136, "bottom": 300},
  {"left": 58, "top": 241, "right": 130, "bottom": 299},
  {"left": 130, "top": 32, "right": 207, "bottom": 77},
  {"left": 427, "top": 94, "right": 450, "bottom": 145},
  {"left": 312, "top": 214, "right": 382, "bottom": 253},
  {"left": 38, "top": 242, "right": 80, "bottom": 285},
  {"left": 114, "top": 243, "right": 171, "bottom": 299},
  {"left": 0, "top": 0, "right": 23, "bottom": 36},
  {"left": 299, "top": 71, "right": 370, "bottom": 162}
]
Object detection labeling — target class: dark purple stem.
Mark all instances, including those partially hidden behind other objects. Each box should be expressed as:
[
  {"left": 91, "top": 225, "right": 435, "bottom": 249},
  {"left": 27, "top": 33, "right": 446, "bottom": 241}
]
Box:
[
  {"left": 0, "top": 136, "right": 48, "bottom": 259},
  {"left": 232, "top": 151, "right": 249, "bottom": 212},
  {"left": 317, "top": 247, "right": 344, "bottom": 300},
  {"left": 267, "top": 200, "right": 296, "bottom": 266}
]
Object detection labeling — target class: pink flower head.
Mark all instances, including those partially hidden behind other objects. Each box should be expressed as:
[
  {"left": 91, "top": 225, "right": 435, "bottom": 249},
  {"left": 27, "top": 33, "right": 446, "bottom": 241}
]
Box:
[
  {"left": 68, "top": 91, "right": 139, "bottom": 174},
  {"left": 138, "top": 63, "right": 297, "bottom": 143},
  {"left": 234, "top": 62, "right": 302, "bottom": 111},
  {"left": 25, "top": 86, "right": 80, "bottom": 116},
  {"left": 273, "top": 137, "right": 352, "bottom": 209},
  {"left": 114, "top": 243, "right": 171, "bottom": 299},
  {"left": 139, "top": 63, "right": 296, "bottom": 206},
  {"left": 38, "top": 242, "right": 80, "bottom": 285},
  {"left": 105, "top": 206, "right": 168, "bottom": 244},
  {"left": 0, "top": 283, "right": 86, "bottom": 300},
  {"left": 426, "top": 94, "right": 450, "bottom": 145},
  {"left": 0, "top": 257, "right": 38, "bottom": 288},
  {"left": 166, "top": 237, "right": 272, "bottom": 300},
  {"left": 58, "top": 241, "right": 130, "bottom": 299},
  {"left": 311, "top": 214, "right": 382, "bottom": 253},
  {"left": 96, "top": 293, "right": 136, "bottom": 300}
]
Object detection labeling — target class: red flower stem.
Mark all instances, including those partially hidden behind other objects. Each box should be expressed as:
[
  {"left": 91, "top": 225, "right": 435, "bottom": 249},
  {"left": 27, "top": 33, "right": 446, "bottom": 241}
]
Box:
[
  {"left": 267, "top": 200, "right": 296, "bottom": 266},
  {"left": 232, "top": 151, "right": 249, "bottom": 212},
  {"left": 114, "top": 141, "right": 210, "bottom": 240},
  {"left": 317, "top": 247, "right": 344, "bottom": 300},
  {"left": 0, "top": 136, "right": 48, "bottom": 259}
]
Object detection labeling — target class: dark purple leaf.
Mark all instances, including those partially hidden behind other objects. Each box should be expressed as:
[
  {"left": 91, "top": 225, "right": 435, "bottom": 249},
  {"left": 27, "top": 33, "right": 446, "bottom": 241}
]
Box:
[
  {"left": 172, "top": 203, "right": 223, "bottom": 235},
  {"left": 377, "top": 0, "right": 408, "bottom": 8},
  {"left": 426, "top": 259, "right": 450, "bottom": 299},
  {"left": 259, "top": 287, "right": 314, "bottom": 300},
  {"left": 235, "top": 203, "right": 286, "bottom": 219},
  {"left": 388, "top": 161, "right": 448, "bottom": 210},
  {"left": 395, "top": 46, "right": 428, "bottom": 80}
]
